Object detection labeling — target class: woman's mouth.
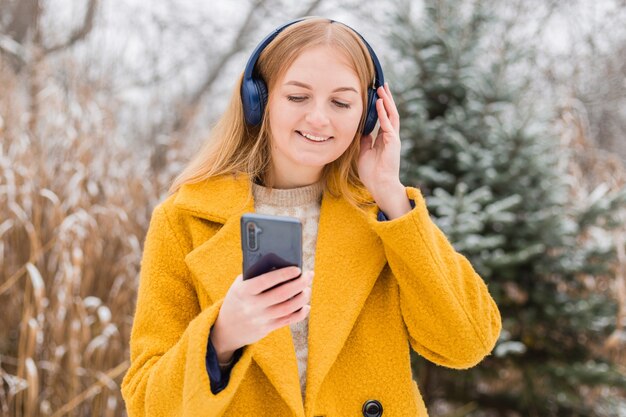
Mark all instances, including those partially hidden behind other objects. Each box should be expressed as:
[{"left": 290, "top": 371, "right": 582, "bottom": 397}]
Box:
[{"left": 296, "top": 130, "right": 333, "bottom": 143}]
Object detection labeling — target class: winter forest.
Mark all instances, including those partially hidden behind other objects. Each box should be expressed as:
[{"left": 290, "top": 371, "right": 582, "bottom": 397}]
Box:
[{"left": 1, "top": 0, "right": 626, "bottom": 415}]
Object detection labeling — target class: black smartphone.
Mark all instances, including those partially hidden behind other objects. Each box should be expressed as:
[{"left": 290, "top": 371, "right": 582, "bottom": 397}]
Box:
[{"left": 240, "top": 213, "right": 303, "bottom": 292}]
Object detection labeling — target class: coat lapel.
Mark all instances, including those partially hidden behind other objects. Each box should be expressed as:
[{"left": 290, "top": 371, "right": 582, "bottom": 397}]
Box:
[
  {"left": 178, "top": 174, "right": 305, "bottom": 416},
  {"left": 175, "top": 173, "right": 387, "bottom": 414},
  {"left": 304, "top": 189, "right": 387, "bottom": 408}
]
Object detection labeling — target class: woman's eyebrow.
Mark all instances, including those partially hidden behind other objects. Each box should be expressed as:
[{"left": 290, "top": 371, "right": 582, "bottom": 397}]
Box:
[{"left": 284, "top": 80, "right": 358, "bottom": 94}]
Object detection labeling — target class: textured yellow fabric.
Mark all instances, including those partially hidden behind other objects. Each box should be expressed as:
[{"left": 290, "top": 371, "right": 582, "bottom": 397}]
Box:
[{"left": 121, "top": 173, "right": 502, "bottom": 417}]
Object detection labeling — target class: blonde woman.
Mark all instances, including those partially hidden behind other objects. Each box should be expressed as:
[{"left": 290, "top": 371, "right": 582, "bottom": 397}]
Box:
[{"left": 121, "top": 17, "right": 501, "bottom": 417}]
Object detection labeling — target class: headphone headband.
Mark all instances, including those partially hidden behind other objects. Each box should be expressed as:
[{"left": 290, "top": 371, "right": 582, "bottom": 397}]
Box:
[
  {"left": 241, "top": 17, "right": 384, "bottom": 135},
  {"left": 242, "top": 18, "right": 306, "bottom": 80}
]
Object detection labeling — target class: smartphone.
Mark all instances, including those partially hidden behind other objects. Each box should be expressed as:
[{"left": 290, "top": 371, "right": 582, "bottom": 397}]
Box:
[{"left": 240, "top": 213, "right": 303, "bottom": 292}]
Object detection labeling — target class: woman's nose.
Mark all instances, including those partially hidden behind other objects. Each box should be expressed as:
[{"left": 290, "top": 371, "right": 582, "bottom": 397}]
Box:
[{"left": 304, "top": 102, "right": 330, "bottom": 126}]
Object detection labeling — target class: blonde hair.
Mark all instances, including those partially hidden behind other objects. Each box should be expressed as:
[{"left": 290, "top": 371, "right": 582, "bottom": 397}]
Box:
[{"left": 168, "top": 17, "right": 377, "bottom": 210}]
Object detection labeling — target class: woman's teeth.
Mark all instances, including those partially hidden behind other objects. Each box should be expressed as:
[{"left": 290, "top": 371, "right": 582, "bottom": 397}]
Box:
[{"left": 298, "top": 131, "right": 331, "bottom": 142}]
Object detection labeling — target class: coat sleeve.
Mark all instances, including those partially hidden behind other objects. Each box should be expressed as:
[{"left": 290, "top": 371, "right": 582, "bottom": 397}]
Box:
[
  {"left": 369, "top": 186, "right": 501, "bottom": 369},
  {"left": 121, "top": 204, "right": 255, "bottom": 417}
]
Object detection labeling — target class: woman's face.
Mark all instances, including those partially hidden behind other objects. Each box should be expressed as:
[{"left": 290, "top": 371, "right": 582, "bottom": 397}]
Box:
[{"left": 267, "top": 45, "right": 364, "bottom": 187}]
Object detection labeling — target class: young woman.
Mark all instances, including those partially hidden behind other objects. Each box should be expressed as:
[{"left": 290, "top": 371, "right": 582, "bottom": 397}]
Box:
[{"left": 121, "top": 17, "right": 501, "bottom": 417}]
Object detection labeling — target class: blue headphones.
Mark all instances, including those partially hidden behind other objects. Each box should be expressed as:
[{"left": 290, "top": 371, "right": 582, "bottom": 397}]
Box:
[{"left": 241, "top": 17, "right": 385, "bottom": 136}]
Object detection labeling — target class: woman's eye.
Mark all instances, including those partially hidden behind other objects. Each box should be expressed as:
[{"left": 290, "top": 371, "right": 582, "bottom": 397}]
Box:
[{"left": 286, "top": 96, "right": 350, "bottom": 109}]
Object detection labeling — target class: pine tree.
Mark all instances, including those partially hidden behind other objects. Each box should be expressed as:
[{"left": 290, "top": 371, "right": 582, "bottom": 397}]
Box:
[{"left": 385, "top": 0, "right": 626, "bottom": 415}]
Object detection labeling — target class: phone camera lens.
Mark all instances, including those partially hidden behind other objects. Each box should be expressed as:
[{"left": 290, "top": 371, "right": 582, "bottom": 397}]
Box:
[{"left": 247, "top": 222, "right": 258, "bottom": 251}]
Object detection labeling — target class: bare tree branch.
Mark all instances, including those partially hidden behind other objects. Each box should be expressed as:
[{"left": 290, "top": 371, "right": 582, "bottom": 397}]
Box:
[
  {"left": 0, "top": 32, "right": 27, "bottom": 63},
  {"left": 172, "top": 0, "right": 325, "bottom": 134},
  {"left": 44, "top": 0, "right": 99, "bottom": 54},
  {"left": 172, "top": 0, "right": 268, "bottom": 132},
  {"left": 5, "top": 0, "right": 40, "bottom": 44},
  {"left": 188, "top": 0, "right": 266, "bottom": 109}
]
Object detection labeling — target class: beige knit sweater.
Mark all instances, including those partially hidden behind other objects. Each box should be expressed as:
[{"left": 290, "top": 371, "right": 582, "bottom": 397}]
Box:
[{"left": 251, "top": 180, "right": 323, "bottom": 402}]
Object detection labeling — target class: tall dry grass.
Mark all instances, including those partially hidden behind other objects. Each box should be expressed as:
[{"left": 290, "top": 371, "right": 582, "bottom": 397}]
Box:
[
  {"left": 0, "top": 56, "right": 176, "bottom": 415},
  {"left": 558, "top": 99, "right": 626, "bottom": 370}
]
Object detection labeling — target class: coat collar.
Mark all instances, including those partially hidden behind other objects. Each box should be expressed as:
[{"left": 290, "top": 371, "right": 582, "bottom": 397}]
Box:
[
  {"left": 178, "top": 173, "right": 387, "bottom": 416},
  {"left": 173, "top": 172, "right": 255, "bottom": 222}
]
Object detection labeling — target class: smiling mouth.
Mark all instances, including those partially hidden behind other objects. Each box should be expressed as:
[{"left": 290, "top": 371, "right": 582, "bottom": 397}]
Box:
[{"left": 296, "top": 130, "right": 333, "bottom": 142}]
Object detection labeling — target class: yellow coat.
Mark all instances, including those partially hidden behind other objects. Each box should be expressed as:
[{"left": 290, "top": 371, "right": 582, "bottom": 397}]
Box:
[{"left": 121, "top": 173, "right": 501, "bottom": 417}]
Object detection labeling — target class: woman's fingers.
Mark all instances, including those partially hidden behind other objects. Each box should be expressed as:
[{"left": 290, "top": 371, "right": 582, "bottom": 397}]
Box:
[
  {"left": 376, "top": 98, "right": 393, "bottom": 133},
  {"left": 377, "top": 84, "right": 400, "bottom": 131},
  {"left": 384, "top": 83, "right": 398, "bottom": 117},
  {"left": 265, "top": 286, "right": 312, "bottom": 319},
  {"left": 271, "top": 304, "right": 311, "bottom": 328},
  {"left": 244, "top": 266, "right": 302, "bottom": 295},
  {"left": 254, "top": 270, "right": 312, "bottom": 308}
]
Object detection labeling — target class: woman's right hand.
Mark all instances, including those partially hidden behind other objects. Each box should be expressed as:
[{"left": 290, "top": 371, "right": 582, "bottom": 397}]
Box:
[{"left": 209, "top": 267, "right": 313, "bottom": 362}]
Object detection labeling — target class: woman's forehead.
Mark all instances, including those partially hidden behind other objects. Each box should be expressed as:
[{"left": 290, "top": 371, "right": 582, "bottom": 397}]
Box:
[{"left": 278, "top": 46, "right": 360, "bottom": 89}]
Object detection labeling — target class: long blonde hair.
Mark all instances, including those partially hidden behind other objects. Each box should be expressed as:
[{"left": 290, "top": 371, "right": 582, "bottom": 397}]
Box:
[{"left": 168, "top": 17, "right": 377, "bottom": 210}]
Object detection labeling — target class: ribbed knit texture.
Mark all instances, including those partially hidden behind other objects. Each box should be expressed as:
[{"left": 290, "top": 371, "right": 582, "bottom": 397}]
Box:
[{"left": 252, "top": 180, "right": 323, "bottom": 402}]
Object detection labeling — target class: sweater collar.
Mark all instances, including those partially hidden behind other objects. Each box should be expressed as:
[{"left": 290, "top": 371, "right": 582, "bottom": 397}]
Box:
[{"left": 251, "top": 180, "right": 324, "bottom": 207}]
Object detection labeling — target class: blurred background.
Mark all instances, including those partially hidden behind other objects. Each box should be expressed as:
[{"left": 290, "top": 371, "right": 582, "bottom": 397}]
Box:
[{"left": 1, "top": 0, "right": 626, "bottom": 415}]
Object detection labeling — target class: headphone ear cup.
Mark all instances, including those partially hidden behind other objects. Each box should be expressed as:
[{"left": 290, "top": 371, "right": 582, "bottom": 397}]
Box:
[
  {"left": 256, "top": 79, "right": 268, "bottom": 116},
  {"left": 362, "top": 88, "right": 379, "bottom": 136},
  {"left": 241, "top": 78, "right": 262, "bottom": 126},
  {"left": 242, "top": 79, "right": 268, "bottom": 126},
  {"left": 241, "top": 77, "right": 269, "bottom": 126}
]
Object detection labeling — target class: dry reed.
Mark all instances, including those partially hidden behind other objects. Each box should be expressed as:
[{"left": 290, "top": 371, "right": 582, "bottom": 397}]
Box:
[
  {"left": 0, "top": 54, "right": 176, "bottom": 415},
  {"left": 557, "top": 98, "right": 626, "bottom": 405}
]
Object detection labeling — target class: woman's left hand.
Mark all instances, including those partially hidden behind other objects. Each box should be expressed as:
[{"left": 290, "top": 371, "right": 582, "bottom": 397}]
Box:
[{"left": 358, "top": 82, "right": 403, "bottom": 202}]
